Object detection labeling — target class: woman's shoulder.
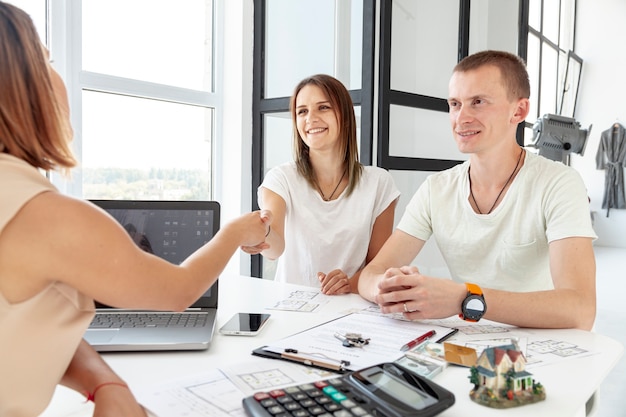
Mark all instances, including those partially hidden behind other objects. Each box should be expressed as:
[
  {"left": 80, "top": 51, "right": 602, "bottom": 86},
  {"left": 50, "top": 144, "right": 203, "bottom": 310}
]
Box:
[
  {"left": 261, "top": 162, "right": 307, "bottom": 194},
  {"left": 361, "top": 164, "right": 393, "bottom": 180},
  {"left": 266, "top": 161, "right": 297, "bottom": 176},
  {"left": 358, "top": 166, "right": 400, "bottom": 198}
]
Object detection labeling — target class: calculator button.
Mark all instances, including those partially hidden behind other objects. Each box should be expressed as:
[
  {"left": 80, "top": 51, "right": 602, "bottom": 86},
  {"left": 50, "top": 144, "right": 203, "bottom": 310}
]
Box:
[
  {"left": 269, "top": 390, "right": 286, "bottom": 398},
  {"left": 283, "top": 402, "right": 301, "bottom": 411},
  {"left": 324, "top": 403, "right": 341, "bottom": 412},
  {"left": 285, "top": 386, "right": 302, "bottom": 394},
  {"left": 299, "top": 399, "right": 316, "bottom": 408},
  {"left": 350, "top": 406, "right": 369, "bottom": 416},
  {"left": 254, "top": 392, "right": 271, "bottom": 401},
  {"left": 315, "top": 396, "right": 332, "bottom": 405},
  {"left": 266, "top": 405, "right": 285, "bottom": 415},
  {"left": 333, "top": 411, "right": 353, "bottom": 417},
  {"left": 292, "top": 393, "right": 308, "bottom": 401},
  {"left": 261, "top": 399, "right": 278, "bottom": 407},
  {"left": 303, "top": 387, "right": 322, "bottom": 395},
  {"left": 340, "top": 399, "right": 356, "bottom": 408},
  {"left": 314, "top": 381, "right": 328, "bottom": 389},
  {"left": 291, "top": 410, "right": 309, "bottom": 417},
  {"left": 329, "top": 392, "right": 347, "bottom": 402},
  {"left": 307, "top": 406, "right": 326, "bottom": 415}
]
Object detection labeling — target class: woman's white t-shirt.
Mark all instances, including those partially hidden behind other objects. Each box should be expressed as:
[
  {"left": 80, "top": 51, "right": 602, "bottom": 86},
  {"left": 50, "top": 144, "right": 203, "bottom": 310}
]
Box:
[{"left": 260, "top": 163, "right": 400, "bottom": 287}]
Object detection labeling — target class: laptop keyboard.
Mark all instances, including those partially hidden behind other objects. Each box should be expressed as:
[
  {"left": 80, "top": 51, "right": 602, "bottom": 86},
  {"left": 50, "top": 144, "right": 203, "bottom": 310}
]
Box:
[{"left": 90, "top": 312, "right": 209, "bottom": 329}]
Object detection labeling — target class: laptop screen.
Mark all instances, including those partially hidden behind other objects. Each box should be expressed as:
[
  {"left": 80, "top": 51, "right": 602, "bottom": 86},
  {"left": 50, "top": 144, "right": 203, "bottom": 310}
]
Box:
[{"left": 89, "top": 200, "right": 220, "bottom": 309}]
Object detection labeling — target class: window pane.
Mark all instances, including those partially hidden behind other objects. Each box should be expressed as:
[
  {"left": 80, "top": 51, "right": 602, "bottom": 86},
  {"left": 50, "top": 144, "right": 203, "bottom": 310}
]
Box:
[
  {"left": 7, "top": 0, "right": 46, "bottom": 42},
  {"left": 388, "top": 105, "right": 466, "bottom": 161},
  {"left": 263, "top": 112, "right": 292, "bottom": 175},
  {"left": 264, "top": 0, "right": 363, "bottom": 98},
  {"left": 528, "top": 0, "right": 541, "bottom": 30},
  {"left": 560, "top": 54, "right": 582, "bottom": 117},
  {"left": 82, "top": 0, "right": 213, "bottom": 91},
  {"left": 524, "top": 125, "right": 536, "bottom": 148},
  {"left": 82, "top": 91, "right": 213, "bottom": 200},
  {"left": 390, "top": 0, "right": 458, "bottom": 99},
  {"left": 539, "top": 45, "right": 558, "bottom": 116},
  {"left": 526, "top": 35, "right": 541, "bottom": 123},
  {"left": 542, "top": 0, "right": 559, "bottom": 42},
  {"left": 559, "top": 0, "right": 575, "bottom": 51},
  {"left": 557, "top": 50, "right": 568, "bottom": 115},
  {"left": 469, "top": 0, "right": 519, "bottom": 55}
]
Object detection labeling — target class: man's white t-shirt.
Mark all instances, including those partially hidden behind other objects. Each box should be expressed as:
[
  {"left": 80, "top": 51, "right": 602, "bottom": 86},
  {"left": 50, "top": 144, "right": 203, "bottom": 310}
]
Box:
[
  {"left": 260, "top": 162, "right": 400, "bottom": 287},
  {"left": 397, "top": 150, "right": 597, "bottom": 292}
]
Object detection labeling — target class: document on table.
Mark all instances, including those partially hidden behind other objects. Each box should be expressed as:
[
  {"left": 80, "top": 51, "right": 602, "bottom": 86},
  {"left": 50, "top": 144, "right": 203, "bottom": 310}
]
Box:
[
  {"left": 136, "top": 368, "right": 247, "bottom": 417},
  {"left": 255, "top": 313, "right": 457, "bottom": 372},
  {"left": 135, "top": 360, "right": 335, "bottom": 417},
  {"left": 420, "top": 316, "right": 599, "bottom": 369},
  {"left": 267, "top": 289, "right": 329, "bottom": 312}
]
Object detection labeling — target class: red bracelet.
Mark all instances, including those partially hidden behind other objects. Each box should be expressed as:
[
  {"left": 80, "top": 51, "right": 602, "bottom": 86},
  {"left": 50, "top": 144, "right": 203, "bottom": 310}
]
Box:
[{"left": 83, "top": 382, "right": 129, "bottom": 402}]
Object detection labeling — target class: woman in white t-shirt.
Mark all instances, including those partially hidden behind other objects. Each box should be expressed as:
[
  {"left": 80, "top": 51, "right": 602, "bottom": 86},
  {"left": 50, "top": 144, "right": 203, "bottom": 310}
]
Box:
[{"left": 242, "top": 74, "right": 400, "bottom": 294}]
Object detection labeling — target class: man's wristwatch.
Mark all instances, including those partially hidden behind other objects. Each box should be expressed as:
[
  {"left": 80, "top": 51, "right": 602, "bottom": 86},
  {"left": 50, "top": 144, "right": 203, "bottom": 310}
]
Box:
[{"left": 459, "top": 282, "right": 487, "bottom": 322}]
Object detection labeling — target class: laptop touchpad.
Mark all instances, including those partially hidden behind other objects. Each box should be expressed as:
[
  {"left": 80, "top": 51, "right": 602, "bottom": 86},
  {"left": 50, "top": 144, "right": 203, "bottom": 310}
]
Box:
[{"left": 85, "top": 329, "right": 119, "bottom": 343}]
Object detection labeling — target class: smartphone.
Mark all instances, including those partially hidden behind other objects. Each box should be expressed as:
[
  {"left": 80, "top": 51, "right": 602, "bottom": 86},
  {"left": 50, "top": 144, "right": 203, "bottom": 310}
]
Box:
[{"left": 219, "top": 313, "right": 271, "bottom": 336}]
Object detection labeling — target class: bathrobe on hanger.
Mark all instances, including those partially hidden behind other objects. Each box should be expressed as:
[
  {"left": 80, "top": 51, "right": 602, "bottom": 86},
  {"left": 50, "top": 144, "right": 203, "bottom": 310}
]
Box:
[{"left": 596, "top": 123, "right": 626, "bottom": 216}]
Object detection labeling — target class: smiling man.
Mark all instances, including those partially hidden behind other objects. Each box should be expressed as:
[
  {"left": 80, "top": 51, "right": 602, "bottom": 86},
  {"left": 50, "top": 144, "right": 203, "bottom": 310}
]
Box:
[{"left": 358, "top": 50, "right": 597, "bottom": 330}]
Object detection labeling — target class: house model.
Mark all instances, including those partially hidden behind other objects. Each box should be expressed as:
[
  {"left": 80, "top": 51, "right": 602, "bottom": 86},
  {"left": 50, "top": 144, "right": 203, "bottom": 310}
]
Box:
[{"left": 469, "top": 344, "right": 545, "bottom": 408}]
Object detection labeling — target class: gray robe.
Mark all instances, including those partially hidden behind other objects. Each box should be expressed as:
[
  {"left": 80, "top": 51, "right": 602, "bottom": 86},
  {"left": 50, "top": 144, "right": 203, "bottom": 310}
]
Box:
[{"left": 596, "top": 123, "right": 626, "bottom": 216}]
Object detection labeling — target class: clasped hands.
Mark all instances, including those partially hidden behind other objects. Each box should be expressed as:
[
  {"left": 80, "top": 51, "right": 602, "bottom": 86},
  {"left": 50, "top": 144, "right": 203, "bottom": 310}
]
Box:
[
  {"left": 374, "top": 266, "right": 464, "bottom": 319},
  {"left": 240, "top": 210, "right": 273, "bottom": 255}
]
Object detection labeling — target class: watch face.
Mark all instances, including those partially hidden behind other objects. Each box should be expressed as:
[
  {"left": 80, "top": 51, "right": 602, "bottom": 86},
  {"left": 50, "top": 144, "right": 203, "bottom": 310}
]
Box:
[{"left": 462, "top": 294, "right": 486, "bottom": 321}]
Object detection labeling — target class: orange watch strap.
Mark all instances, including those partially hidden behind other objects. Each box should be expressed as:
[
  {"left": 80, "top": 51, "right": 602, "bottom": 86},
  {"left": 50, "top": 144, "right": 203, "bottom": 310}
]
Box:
[{"left": 465, "top": 282, "right": 483, "bottom": 296}]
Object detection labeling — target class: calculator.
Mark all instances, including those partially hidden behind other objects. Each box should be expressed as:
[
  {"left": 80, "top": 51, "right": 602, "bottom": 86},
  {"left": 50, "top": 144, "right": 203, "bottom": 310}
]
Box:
[{"left": 242, "top": 362, "right": 455, "bottom": 417}]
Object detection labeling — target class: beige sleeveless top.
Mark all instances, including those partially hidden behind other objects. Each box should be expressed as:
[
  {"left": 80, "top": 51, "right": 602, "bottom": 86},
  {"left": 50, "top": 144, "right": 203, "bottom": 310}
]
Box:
[{"left": 0, "top": 153, "right": 94, "bottom": 416}]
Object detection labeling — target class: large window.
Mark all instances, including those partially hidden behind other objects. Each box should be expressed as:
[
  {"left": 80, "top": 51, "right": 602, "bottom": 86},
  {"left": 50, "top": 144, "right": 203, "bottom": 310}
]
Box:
[
  {"left": 378, "top": 0, "right": 523, "bottom": 172},
  {"left": 524, "top": 0, "right": 579, "bottom": 143},
  {"left": 45, "top": 1, "right": 220, "bottom": 201}
]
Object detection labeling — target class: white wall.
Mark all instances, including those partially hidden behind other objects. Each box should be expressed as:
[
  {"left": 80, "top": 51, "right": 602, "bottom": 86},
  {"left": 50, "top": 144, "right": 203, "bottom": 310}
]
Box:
[{"left": 572, "top": 0, "right": 626, "bottom": 248}]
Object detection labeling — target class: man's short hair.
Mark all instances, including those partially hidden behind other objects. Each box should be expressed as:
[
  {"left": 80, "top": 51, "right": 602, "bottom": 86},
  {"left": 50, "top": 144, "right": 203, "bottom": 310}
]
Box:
[{"left": 454, "top": 50, "right": 530, "bottom": 100}]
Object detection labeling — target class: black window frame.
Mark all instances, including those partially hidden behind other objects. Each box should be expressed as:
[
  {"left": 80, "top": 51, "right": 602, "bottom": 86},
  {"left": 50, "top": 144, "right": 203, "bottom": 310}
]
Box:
[{"left": 251, "top": 0, "right": 376, "bottom": 277}]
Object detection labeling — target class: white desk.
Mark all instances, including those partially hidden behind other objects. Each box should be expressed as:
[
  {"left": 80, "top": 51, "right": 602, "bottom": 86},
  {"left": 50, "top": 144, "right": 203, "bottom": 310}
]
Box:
[{"left": 42, "top": 275, "right": 623, "bottom": 417}]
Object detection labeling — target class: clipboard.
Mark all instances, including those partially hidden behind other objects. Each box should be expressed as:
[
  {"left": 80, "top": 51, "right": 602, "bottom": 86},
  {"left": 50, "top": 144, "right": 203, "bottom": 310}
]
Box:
[
  {"left": 252, "top": 345, "right": 352, "bottom": 373},
  {"left": 251, "top": 313, "right": 459, "bottom": 374}
]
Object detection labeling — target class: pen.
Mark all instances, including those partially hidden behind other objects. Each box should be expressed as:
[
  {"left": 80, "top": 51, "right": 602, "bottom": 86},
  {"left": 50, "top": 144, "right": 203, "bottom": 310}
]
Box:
[
  {"left": 281, "top": 348, "right": 350, "bottom": 372},
  {"left": 400, "top": 330, "right": 436, "bottom": 351},
  {"left": 435, "top": 328, "right": 459, "bottom": 344}
]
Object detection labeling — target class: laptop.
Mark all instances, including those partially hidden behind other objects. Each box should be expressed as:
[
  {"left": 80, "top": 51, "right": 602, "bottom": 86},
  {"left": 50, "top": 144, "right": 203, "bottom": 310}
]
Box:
[{"left": 83, "top": 200, "right": 220, "bottom": 352}]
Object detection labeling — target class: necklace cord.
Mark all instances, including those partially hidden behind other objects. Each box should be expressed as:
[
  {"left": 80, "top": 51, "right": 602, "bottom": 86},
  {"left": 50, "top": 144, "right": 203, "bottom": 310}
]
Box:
[
  {"left": 315, "top": 168, "right": 347, "bottom": 201},
  {"left": 469, "top": 148, "right": 523, "bottom": 214}
]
